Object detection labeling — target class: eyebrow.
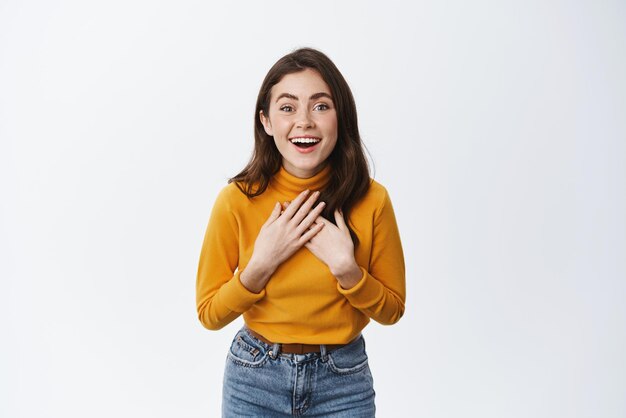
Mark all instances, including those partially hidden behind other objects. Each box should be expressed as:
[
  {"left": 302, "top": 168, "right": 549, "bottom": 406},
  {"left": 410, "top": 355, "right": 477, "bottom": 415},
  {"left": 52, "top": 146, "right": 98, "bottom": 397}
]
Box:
[{"left": 275, "top": 92, "right": 333, "bottom": 103}]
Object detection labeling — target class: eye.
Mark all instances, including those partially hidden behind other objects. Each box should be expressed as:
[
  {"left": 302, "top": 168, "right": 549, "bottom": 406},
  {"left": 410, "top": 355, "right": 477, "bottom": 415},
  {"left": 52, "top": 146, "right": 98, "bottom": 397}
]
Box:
[
  {"left": 279, "top": 105, "right": 294, "bottom": 112},
  {"left": 314, "top": 103, "right": 330, "bottom": 111}
]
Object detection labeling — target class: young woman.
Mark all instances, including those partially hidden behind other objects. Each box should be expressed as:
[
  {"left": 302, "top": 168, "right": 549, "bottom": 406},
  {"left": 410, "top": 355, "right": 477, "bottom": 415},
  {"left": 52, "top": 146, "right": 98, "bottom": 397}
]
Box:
[{"left": 196, "top": 47, "right": 406, "bottom": 417}]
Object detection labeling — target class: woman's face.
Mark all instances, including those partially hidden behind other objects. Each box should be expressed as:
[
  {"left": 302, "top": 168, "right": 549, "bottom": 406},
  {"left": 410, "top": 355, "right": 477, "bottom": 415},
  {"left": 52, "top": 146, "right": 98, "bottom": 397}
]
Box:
[{"left": 260, "top": 68, "right": 338, "bottom": 179}]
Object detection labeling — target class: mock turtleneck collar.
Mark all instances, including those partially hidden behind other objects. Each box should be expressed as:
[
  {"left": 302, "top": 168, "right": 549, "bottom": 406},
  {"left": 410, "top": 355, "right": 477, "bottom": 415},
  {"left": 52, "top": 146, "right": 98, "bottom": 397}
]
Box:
[{"left": 271, "top": 163, "right": 332, "bottom": 196}]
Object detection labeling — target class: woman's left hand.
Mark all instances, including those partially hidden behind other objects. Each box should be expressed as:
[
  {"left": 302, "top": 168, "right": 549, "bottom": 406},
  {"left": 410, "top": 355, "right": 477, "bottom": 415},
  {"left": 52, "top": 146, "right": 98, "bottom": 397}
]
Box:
[{"left": 282, "top": 202, "right": 362, "bottom": 288}]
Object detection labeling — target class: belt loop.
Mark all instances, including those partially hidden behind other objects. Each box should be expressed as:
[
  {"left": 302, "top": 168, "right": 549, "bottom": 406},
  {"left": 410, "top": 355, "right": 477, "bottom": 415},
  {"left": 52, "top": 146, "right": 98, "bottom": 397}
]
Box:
[
  {"left": 270, "top": 342, "right": 280, "bottom": 359},
  {"left": 320, "top": 344, "right": 328, "bottom": 362}
]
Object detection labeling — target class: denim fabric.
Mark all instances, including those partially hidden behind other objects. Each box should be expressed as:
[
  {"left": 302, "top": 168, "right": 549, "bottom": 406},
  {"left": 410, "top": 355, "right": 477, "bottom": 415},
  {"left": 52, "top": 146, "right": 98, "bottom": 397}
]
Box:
[{"left": 222, "top": 326, "right": 376, "bottom": 417}]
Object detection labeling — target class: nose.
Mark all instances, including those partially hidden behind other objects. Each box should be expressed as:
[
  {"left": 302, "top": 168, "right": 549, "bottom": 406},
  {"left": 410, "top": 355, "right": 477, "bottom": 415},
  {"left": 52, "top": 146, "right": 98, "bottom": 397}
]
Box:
[{"left": 296, "top": 110, "right": 314, "bottom": 129}]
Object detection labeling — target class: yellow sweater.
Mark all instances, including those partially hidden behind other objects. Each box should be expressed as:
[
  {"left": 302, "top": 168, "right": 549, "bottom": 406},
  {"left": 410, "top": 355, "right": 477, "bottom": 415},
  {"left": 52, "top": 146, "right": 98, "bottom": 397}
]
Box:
[{"left": 196, "top": 163, "right": 406, "bottom": 344}]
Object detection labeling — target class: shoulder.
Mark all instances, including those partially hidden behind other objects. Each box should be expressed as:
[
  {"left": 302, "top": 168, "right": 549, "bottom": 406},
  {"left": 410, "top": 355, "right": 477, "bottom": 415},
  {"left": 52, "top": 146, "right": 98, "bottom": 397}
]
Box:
[
  {"left": 366, "top": 178, "right": 389, "bottom": 201},
  {"left": 356, "top": 178, "right": 391, "bottom": 211},
  {"left": 219, "top": 181, "right": 247, "bottom": 199},
  {"left": 356, "top": 179, "right": 402, "bottom": 234},
  {"left": 212, "top": 181, "right": 253, "bottom": 211}
]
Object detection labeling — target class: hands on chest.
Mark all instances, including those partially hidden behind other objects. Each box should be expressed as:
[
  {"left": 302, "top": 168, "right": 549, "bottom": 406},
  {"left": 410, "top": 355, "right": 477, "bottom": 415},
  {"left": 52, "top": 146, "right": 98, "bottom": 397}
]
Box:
[{"left": 240, "top": 189, "right": 362, "bottom": 293}]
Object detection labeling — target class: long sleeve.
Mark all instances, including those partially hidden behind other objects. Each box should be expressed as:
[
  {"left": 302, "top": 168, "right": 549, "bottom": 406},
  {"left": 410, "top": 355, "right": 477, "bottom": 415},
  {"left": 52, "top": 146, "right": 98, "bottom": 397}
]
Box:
[
  {"left": 196, "top": 186, "right": 266, "bottom": 330},
  {"left": 337, "top": 188, "right": 406, "bottom": 325}
]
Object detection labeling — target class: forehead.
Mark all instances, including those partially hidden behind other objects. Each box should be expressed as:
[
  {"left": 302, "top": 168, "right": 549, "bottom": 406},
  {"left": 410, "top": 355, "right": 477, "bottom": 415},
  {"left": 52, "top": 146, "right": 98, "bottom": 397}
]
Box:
[{"left": 271, "top": 68, "right": 332, "bottom": 98}]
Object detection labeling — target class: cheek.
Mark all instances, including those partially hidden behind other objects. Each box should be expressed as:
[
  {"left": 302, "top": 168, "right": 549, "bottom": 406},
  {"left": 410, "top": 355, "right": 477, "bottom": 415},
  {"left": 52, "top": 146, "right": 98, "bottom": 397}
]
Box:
[
  {"left": 326, "top": 121, "right": 338, "bottom": 144},
  {"left": 324, "top": 137, "right": 338, "bottom": 155},
  {"left": 274, "top": 137, "right": 286, "bottom": 150},
  {"left": 274, "top": 137, "right": 292, "bottom": 157},
  {"left": 325, "top": 115, "right": 338, "bottom": 138},
  {"left": 270, "top": 117, "right": 291, "bottom": 136}
]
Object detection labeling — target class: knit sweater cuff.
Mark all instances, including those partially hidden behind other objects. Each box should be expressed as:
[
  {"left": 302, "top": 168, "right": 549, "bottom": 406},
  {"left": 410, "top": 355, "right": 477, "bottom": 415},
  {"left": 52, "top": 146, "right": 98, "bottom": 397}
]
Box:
[
  {"left": 221, "top": 270, "right": 266, "bottom": 312},
  {"left": 336, "top": 266, "right": 383, "bottom": 308}
]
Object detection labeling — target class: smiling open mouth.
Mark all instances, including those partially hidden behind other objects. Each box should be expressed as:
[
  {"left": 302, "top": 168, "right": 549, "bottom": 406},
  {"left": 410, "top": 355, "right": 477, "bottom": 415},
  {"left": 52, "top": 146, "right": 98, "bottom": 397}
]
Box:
[{"left": 290, "top": 137, "right": 321, "bottom": 149}]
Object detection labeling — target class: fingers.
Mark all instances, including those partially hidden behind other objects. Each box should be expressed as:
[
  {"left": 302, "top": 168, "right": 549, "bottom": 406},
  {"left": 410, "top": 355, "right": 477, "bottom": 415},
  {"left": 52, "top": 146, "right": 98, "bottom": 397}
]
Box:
[
  {"left": 296, "top": 201, "right": 327, "bottom": 235},
  {"left": 280, "top": 189, "right": 312, "bottom": 220},
  {"left": 298, "top": 221, "right": 325, "bottom": 245},
  {"left": 290, "top": 191, "right": 322, "bottom": 225},
  {"left": 334, "top": 209, "right": 347, "bottom": 231},
  {"left": 263, "top": 202, "right": 282, "bottom": 226}
]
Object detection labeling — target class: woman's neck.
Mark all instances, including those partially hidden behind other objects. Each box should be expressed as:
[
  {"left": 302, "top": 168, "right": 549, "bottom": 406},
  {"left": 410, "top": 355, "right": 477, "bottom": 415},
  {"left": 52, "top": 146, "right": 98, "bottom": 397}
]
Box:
[{"left": 271, "top": 163, "right": 332, "bottom": 196}]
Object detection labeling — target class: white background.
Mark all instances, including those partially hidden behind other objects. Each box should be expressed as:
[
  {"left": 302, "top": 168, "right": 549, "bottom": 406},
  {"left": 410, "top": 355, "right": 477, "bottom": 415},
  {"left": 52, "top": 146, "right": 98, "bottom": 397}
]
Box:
[{"left": 1, "top": 1, "right": 625, "bottom": 417}]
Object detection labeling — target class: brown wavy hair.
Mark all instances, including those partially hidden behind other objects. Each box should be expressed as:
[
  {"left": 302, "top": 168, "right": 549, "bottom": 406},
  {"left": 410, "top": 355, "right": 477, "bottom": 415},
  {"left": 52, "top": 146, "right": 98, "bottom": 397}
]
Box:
[{"left": 228, "top": 47, "right": 372, "bottom": 248}]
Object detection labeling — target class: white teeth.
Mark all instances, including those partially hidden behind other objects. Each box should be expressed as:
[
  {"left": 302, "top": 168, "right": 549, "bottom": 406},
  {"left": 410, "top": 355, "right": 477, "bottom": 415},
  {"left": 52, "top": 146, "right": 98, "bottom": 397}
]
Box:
[{"left": 290, "top": 137, "right": 321, "bottom": 144}]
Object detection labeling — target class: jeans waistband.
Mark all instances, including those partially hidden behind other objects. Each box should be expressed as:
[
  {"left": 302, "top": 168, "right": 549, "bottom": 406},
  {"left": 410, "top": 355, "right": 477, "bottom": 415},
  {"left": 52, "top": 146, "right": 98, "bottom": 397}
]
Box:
[{"left": 244, "top": 326, "right": 349, "bottom": 355}]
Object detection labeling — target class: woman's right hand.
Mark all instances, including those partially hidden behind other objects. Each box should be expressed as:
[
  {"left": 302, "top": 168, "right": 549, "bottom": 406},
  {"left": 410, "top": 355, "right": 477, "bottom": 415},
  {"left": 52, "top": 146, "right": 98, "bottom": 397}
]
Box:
[{"left": 239, "top": 190, "right": 326, "bottom": 293}]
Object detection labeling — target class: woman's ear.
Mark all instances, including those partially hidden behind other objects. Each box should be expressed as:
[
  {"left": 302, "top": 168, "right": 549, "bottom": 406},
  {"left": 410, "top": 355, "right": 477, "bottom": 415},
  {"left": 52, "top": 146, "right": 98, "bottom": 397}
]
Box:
[{"left": 259, "top": 110, "right": 273, "bottom": 136}]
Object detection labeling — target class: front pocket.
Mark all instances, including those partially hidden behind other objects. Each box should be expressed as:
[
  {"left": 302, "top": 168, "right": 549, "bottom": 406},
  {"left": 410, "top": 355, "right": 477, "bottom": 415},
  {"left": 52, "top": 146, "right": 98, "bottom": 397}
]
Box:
[
  {"left": 227, "top": 333, "right": 269, "bottom": 368},
  {"left": 327, "top": 355, "right": 369, "bottom": 375},
  {"left": 236, "top": 335, "right": 261, "bottom": 358},
  {"left": 326, "top": 335, "right": 369, "bottom": 375}
]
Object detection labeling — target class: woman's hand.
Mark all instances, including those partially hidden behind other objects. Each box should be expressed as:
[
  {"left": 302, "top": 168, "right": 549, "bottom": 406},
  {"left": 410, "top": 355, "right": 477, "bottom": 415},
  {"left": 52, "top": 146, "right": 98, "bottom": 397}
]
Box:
[
  {"left": 304, "top": 209, "right": 363, "bottom": 289},
  {"left": 241, "top": 190, "right": 327, "bottom": 293}
]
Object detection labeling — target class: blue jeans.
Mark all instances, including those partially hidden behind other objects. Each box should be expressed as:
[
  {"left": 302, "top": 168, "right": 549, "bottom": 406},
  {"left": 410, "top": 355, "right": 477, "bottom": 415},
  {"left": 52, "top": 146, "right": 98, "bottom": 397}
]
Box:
[{"left": 222, "top": 326, "right": 376, "bottom": 417}]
